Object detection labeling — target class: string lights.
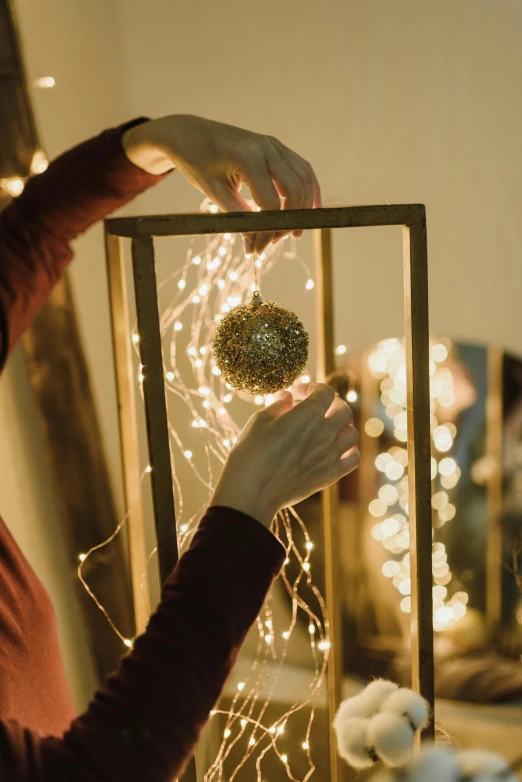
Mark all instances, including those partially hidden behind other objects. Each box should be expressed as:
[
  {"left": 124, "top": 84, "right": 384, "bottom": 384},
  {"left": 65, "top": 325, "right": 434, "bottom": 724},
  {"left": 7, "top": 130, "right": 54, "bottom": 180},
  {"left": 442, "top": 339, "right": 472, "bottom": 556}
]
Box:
[{"left": 365, "top": 338, "right": 468, "bottom": 631}]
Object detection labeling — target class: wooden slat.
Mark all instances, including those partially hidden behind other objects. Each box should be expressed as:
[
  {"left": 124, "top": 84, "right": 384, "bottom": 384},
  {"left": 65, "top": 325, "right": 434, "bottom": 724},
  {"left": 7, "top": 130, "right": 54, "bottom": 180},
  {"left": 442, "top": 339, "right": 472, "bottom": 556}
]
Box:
[
  {"left": 106, "top": 204, "right": 425, "bottom": 238},
  {"left": 402, "top": 214, "right": 435, "bottom": 740},
  {"left": 486, "top": 348, "right": 504, "bottom": 633},
  {"left": 314, "top": 228, "right": 346, "bottom": 782}
]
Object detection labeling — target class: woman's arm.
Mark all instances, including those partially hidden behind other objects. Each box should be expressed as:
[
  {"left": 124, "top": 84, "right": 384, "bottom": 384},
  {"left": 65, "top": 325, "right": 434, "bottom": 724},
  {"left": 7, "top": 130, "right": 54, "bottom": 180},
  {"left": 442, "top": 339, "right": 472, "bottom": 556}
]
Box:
[
  {"left": 0, "top": 385, "right": 359, "bottom": 781},
  {"left": 0, "top": 118, "right": 166, "bottom": 371}
]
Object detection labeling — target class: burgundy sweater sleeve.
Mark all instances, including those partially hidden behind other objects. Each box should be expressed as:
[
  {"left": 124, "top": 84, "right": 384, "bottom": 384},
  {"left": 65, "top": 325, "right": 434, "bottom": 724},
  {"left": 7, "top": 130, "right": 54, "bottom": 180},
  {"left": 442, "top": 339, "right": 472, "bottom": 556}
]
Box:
[
  {"left": 0, "top": 118, "right": 166, "bottom": 370},
  {"left": 0, "top": 508, "right": 285, "bottom": 781}
]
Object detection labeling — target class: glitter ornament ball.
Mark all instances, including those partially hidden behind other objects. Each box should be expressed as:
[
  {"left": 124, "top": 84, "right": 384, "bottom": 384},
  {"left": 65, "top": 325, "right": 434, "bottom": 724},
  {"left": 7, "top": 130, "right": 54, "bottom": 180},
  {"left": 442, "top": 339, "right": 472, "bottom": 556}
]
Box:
[{"left": 213, "top": 290, "right": 309, "bottom": 395}]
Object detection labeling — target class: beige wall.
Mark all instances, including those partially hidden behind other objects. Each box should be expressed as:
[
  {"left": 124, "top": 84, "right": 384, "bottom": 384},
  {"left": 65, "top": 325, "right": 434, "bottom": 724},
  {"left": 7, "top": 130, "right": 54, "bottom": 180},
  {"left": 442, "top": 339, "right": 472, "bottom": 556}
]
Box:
[{"left": 2, "top": 0, "right": 522, "bottom": 709}]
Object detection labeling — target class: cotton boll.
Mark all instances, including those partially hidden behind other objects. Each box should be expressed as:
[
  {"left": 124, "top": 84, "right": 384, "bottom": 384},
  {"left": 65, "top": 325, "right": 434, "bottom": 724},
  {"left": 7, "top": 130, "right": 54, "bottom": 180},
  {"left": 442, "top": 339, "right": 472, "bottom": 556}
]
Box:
[
  {"left": 359, "top": 679, "right": 399, "bottom": 715},
  {"left": 368, "top": 712, "right": 415, "bottom": 767},
  {"left": 334, "top": 694, "right": 370, "bottom": 722},
  {"left": 460, "top": 750, "right": 516, "bottom": 782},
  {"left": 404, "top": 747, "right": 461, "bottom": 782},
  {"left": 334, "top": 716, "right": 374, "bottom": 769},
  {"left": 381, "top": 687, "right": 429, "bottom": 731}
]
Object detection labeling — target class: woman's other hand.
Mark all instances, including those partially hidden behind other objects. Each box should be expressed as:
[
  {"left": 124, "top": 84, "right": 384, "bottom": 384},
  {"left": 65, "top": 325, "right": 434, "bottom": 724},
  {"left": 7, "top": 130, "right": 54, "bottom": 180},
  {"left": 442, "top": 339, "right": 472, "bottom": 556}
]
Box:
[{"left": 210, "top": 383, "right": 360, "bottom": 528}]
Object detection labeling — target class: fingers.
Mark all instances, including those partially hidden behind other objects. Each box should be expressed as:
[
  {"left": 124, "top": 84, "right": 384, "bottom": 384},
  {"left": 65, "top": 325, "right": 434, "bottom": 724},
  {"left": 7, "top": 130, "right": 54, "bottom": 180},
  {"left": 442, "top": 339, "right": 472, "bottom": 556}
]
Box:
[
  {"left": 240, "top": 158, "right": 281, "bottom": 254},
  {"left": 210, "top": 178, "right": 258, "bottom": 254},
  {"left": 338, "top": 446, "right": 361, "bottom": 476},
  {"left": 269, "top": 137, "right": 321, "bottom": 237},
  {"left": 298, "top": 383, "right": 336, "bottom": 416},
  {"left": 335, "top": 425, "right": 359, "bottom": 457}
]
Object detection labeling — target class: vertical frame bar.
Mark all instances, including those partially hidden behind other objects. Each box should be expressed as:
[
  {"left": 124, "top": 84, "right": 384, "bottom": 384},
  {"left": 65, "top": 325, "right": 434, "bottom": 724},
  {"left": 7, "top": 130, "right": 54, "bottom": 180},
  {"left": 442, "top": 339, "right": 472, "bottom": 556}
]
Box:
[
  {"left": 131, "top": 237, "right": 180, "bottom": 587},
  {"left": 486, "top": 347, "right": 503, "bottom": 633},
  {"left": 131, "top": 237, "right": 198, "bottom": 782},
  {"left": 402, "top": 216, "right": 435, "bottom": 738},
  {"left": 314, "top": 228, "right": 345, "bottom": 782},
  {"left": 106, "top": 231, "right": 150, "bottom": 633}
]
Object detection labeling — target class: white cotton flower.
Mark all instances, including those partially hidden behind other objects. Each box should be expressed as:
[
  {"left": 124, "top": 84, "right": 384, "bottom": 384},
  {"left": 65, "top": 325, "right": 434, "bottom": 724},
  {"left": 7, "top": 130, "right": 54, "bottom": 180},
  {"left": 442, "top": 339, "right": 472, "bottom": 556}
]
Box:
[
  {"left": 460, "top": 750, "right": 517, "bottom": 782},
  {"left": 359, "top": 679, "right": 399, "bottom": 715},
  {"left": 368, "top": 711, "right": 415, "bottom": 767},
  {"left": 333, "top": 716, "right": 374, "bottom": 769},
  {"left": 381, "top": 687, "right": 429, "bottom": 731}
]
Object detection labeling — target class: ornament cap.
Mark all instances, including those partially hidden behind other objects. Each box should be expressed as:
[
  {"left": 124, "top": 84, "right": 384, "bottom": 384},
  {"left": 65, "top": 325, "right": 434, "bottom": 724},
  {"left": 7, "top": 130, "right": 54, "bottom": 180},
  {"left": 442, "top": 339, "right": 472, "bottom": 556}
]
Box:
[{"left": 251, "top": 289, "right": 264, "bottom": 307}]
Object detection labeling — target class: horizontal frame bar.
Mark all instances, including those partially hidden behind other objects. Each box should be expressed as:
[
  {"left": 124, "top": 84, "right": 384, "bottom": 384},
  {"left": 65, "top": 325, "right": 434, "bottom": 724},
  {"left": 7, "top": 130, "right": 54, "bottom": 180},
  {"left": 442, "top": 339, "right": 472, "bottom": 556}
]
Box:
[{"left": 106, "top": 204, "right": 425, "bottom": 238}]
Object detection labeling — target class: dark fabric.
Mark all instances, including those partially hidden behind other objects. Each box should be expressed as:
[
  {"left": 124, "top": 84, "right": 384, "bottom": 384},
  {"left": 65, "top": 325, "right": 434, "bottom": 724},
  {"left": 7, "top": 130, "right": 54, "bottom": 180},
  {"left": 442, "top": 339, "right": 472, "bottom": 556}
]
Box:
[{"left": 0, "top": 122, "right": 286, "bottom": 779}]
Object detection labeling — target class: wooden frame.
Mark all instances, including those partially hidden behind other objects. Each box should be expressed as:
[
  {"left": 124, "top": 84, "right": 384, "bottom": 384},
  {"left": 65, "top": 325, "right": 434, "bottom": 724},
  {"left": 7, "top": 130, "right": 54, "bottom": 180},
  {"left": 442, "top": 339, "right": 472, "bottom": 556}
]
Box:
[{"left": 104, "top": 204, "right": 434, "bottom": 781}]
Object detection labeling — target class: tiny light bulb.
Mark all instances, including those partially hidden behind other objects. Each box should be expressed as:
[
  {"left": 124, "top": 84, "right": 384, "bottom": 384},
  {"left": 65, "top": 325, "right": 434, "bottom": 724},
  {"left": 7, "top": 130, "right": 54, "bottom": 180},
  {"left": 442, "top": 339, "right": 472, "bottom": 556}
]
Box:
[
  {"left": 145, "top": 465, "right": 152, "bottom": 473},
  {"left": 347, "top": 390, "right": 358, "bottom": 403},
  {"left": 303, "top": 562, "right": 310, "bottom": 572},
  {"left": 78, "top": 553, "right": 87, "bottom": 562},
  {"left": 212, "top": 366, "right": 221, "bottom": 376},
  {"left": 188, "top": 347, "right": 197, "bottom": 356},
  {"left": 224, "top": 729, "right": 231, "bottom": 738},
  {"left": 3, "top": 178, "right": 25, "bottom": 197},
  {"left": 265, "top": 619, "right": 272, "bottom": 628},
  {"left": 165, "top": 371, "right": 175, "bottom": 381},
  {"left": 209, "top": 204, "right": 219, "bottom": 213},
  {"left": 224, "top": 393, "right": 233, "bottom": 403},
  {"left": 180, "top": 523, "right": 189, "bottom": 532},
  {"left": 224, "top": 233, "right": 232, "bottom": 240},
  {"left": 218, "top": 408, "right": 226, "bottom": 416},
  {"left": 241, "top": 719, "right": 247, "bottom": 728},
  {"left": 131, "top": 334, "right": 140, "bottom": 344},
  {"left": 192, "top": 255, "right": 201, "bottom": 265},
  {"left": 200, "top": 347, "right": 208, "bottom": 355},
  {"left": 195, "top": 359, "right": 203, "bottom": 368},
  {"left": 219, "top": 247, "right": 227, "bottom": 256},
  {"left": 237, "top": 682, "right": 245, "bottom": 691},
  {"left": 318, "top": 640, "right": 331, "bottom": 651},
  {"left": 229, "top": 271, "right": 239, "bottom": 281},
  {"left": 192, "top": 421, "right": 199, "bottom": 428},
  {"left": 35, "top": 75, "right": 56, "bottom": 88},
  {"left": 178, "top": 279, "right": 186, "bottom": 289},
  {"left": 300, "top": 374, "right": 311, "bottom": 383},
  {"left": 217, "top": 279, "right": 226, "bottom": 289},
  {"left": 138, "top": 373, "right": 144, "bottom": 383},
  {"left": 192, "top": 295, "right": 201, "bottom": 304},
  {"left": 335, "top": 344, "right": 347, "bottom": 356},
  {"left": 223, "top": 438, "right": 230, "bottom": 447},
  {"left": 210, "top": 710, "right": 217, "bottom": 716},
  {"left": 198, "top": 386, "right": 210, "bottom": 395},
  {"left": 198, "top": 418, "right": 207, "bottom": 427},
  {"left": 124, "top": 638, "right": 134, "bottom": 648},
  {"left": 281, "top": 754, "right": 288, "bottom": 764},
  {"left": 306, "top": 279, "right": 315, "bottom": 290},
  {"left": 302, "top": 742, "right": 309, "bottom": 751},
  {"left": 184, "top": 450, "right": 192, "bottom": 459},
  {"left": 269, "top": 726, "right": 276, "bottom": 734},
  {"left": 199, "top": 284, "right": 209, "bottom": 295},
  {"left": 249, "top": 737, "right": 255, "bottom": 746},
  {"left": 308, "top": 624, "right": 315, "bottom": 634},
  {"left": 255, "top": 259, "right": 262, "bottom": 268},
  {"left": 282, "top": 631, "right": 290, "bottom": 640},
  {"left": 305, "top": 541, "right": 314, "bottom": 550},
  {"left": 254, "top": 395, "right": 264, "bottom": 405},
  {"left": 31, "top": 150, "right": 49, "bottom": 174},
  {"left": 264, "top": 634, "right": 272, "bottom": 643},
  {"left": 202, "top": 400, "right": 210, "bottom": 409},
  {"left": 174, "top": 321, "right": 183, "bottom": 331},
  {"left": 284, "top": 557, "right": 290, "bottom": 565},
  {"left": 277, "top": 725, "right": 285, "bottom": 735}
]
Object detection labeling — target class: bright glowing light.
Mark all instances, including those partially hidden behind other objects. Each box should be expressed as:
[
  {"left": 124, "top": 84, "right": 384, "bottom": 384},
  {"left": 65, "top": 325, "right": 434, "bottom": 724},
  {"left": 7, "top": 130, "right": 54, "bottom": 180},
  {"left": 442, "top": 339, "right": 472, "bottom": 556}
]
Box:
[
  {"left": 224, "top": 729, "right": 231, "bottom": 738},
  {"left": 224, "top": 393, "right": 233, "bottom": 403},
  {"left": 199, "top": 284, "right": 209, "bottom": 296},
  {"left": 300, "top": 374, "right": 311, "bottom": 383},
  {"left": 305, "top": 541, "right": 314, "bottom": 550},
  {"left": 431, "top": 343, "right": 448, "bottom": 363},
  {"left": 195, "top": 359, "right": 203, "bottom": 368},
  {"left": 3, "top": 178, "right": 24, "bottom": 197},
  {"left": 145, "top": 465, "right": 152, "bottom": 474},
  {"left": 218, "top": 279, "right": 226, "bottom": 289},
  {"left": 281, "top": 754, "right": 288, "bottom": 763},
  {"left": 306, "top": 279, "right": 315, "bottom": 290},
  {"left": 35, "top": 76, "right": 55, "bottom": 88},
  {"left": 308, "top": 624, "right": 315, "bottom": 634},
  {"left": 302, "top": 742, "right": 310, "bottom": 750},
  {"left": 237, "top": 682, "right": 245, "bottom": 691},
  {"left": 365, "top": 418, "right": 384, "bottom": 438},
  {"left": 277, "top": 725, "right": 285, "bottom": 735},
  {"left": 131, "top": 333, "right": 140, "bottom": 344},
  {"left": 303, "top": 562, "right": 310, "bottom": 572},
  {"left": 318, "top": 640, "right": 330, "bottom": 651},
  {"left": 124, "top": 638, "right": 134, "bottom": 648},
  {"left": 30, "top": 150, "right": 48, "bottom": 174},
  {"left": 184, "top": 450, "right": 192, "bottom": 459},
  {"left": 78, "top": 553, "right": 87, "bottom": 562},
  {"left": 265, "top": 634, "right": 272, "bottom": 643},
  {"left": 347, "top": 390, "right": 358, "bottom": 403},
  {"left": 198, "top": 386, "right": 210, "bottom": 395},
  {"left": 174, "top": 321, "right": 183, "bottom": 331},
  {"left": 165, "top": 371, "right": 175, "bottom": 381},
  {"left": 382, "top": 560, "right": 400, "bottom": 578},
  {"left": 282, "top": 631, "right": 290, "bottom": 640},
  {"left": 178, "top": 279, "right": 186, "bottom": 289},
  {"left": 229, "top": 271, "right": 239, "bottom": 281},
  {"left": 209, "top": 204, "right": 219, "bottom": 213},
  {"left": 369, "top": 499, "right": 387, "bottom": 517},
  {"left": 212, "top": 366, "right": 221, "bottom": 376},
  {"left": 254, "top": 395, "right": 264, "bottom": 405},
  {"left": 335, "top": 344, "right": 347, "bottom": 356}
]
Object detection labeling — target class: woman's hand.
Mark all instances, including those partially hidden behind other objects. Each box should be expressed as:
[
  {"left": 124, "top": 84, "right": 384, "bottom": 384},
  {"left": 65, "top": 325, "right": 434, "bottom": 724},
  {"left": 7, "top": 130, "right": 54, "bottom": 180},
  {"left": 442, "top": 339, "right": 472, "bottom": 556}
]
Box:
[
  {"left": 210, "top": 384, "right": 360, "bottom": 528},
  {"left": 122, "top": 115, "right": 321, "bottom": 254}
]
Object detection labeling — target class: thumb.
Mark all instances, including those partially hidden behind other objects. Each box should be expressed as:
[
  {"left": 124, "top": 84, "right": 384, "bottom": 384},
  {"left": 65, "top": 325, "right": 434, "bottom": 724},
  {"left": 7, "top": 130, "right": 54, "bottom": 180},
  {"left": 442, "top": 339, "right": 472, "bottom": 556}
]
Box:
[{"left": 263, "top": 390, "right": 293, "bottom": 419}]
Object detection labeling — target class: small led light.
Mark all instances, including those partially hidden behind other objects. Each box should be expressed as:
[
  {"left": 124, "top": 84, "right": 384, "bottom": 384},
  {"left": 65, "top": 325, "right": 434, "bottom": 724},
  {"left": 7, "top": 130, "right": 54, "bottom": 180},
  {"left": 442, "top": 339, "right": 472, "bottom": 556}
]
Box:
[
  {"left": 277, "top": 725, "right": 285, "bottom": 735},
  {"left": 282, "top": 631, "right": 290, "bottom": 640},
  {"left": 78, "top": 553, "right": 87, "bottom": 562},
  {"left": 241, "top": 719, "right": 247, "bottom": 728},
  {"left": 203, "top": 400, "right": 210, "bottom": 409},
  {"left": 269, "top": 726, "right": 276, "bottom": 734},
  {"left": 192, "top": 295, "right": 201, "bottom": 304},
  {"left": 229, "top": 271, "right": 239, "bottom": 281},
  {"left": 131, "top": 333, "right": 140, "bottom": 344},
  {"left": 145, "top": 465, "right": 152, "bottom": 473},
  {"left": 184, "top": 450, "right": 192, "bottom": 459},
  {"left": 302, "top": 742, "right": 309, "bottom": 750},
  {"left": 35, "top": 76, "right": 55, "bottom": 88},
  {"left": 123, "top": 638, "right": 134, "bottom": 648},
  {"left": 219, "top": 247, "right": 227, "bottom": 256},
  {"left": 335, "top": 344, "right": 347, "bottom": 356},
  {"left": 300, "top": 374, "right": 311, "bottom": 383},
  {"left": 217, "top": 279, "right": 226, "bottom": 289},
  {"left": 305, "top": 541, "right": 313, "bottom": 550},
  {"left": 195, "top": 359, "right": 203, "bottom": 368},
  {"left": 192, "top": 421, "right": 199, "bottom": 428},
  {"left": 199, "top": 284, "right": 209, "bottom": 296},
  {"left": 249, "top": 737, "right": 255, "bottom": 746},
  {"left": 209, "top": 204, "right": 219, "bottom": 213},
  {"left": 265, "top": 634, "right": 272, "bottom": 643},
  {"left": 212, "top": 366, "right": 221, "bottom": 376},
  {"left": 165, "top": 371, "right": 175, "bottom": 381},
  {"left": 306, "top": 279, "right": 314, "bottom": 290},
  {"left": 347, "top": 390, "right": 358, "bottom": 403},
  {"left": 218, "top": 408, "right": 226, "bottom": 416},
  {"left": 178, "top": 279, "right": 186, "bottom": 289},
  {"left": 308, "top": 624, "right": 315, "bottom": 634},
  {"left": 318, "top": 640, "right": 331, "bottom": 651},
  {"left": 224, "top": 729, "right": 231, "bottom": 738},
  {"left": 192, "top": 255, "right": 201, "bottom": 265},
  {"left": 303, "top": 562, "right": 310, "bottom": 572},
  {"left": 281, "top": 754, "right": 288, "bottom": 764},
  {"left": 180, "top": 523, "right": 189, "bottom": 533},
  {"left": 254, "top": 395, "right": 264, "bottom": 405},
  {"left": 174, "top": 321, "right": 183, "bottom": 331},
  {"left": 284, "top": 557, "right": 290, "bottom": 565},
  {"left": 224, "top": 393, "right": 233, "bottom": 403},
  {"left": 224, "top": 233, "right": 232, "bottom": 240},
  {"left": 237, "top": 682, "right": 245, "bottom": 691},
  {"left": 198, "top": 386, "right": 210, "bottom": 395}
]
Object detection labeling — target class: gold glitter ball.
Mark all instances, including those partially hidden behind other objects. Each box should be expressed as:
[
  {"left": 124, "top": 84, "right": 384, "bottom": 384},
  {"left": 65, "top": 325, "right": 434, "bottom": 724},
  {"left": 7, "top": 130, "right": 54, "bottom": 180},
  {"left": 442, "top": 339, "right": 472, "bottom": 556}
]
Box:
[{"left": 213, "top": 291, "right": 309, "bottom": 395}]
